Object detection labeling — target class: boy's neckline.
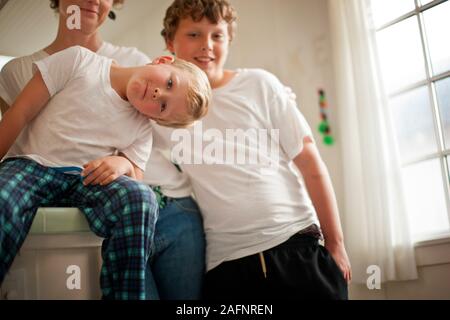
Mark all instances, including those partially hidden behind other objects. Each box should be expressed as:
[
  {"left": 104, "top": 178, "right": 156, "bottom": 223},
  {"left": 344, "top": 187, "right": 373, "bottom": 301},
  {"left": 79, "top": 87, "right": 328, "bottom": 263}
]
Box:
[
  {"left": 105, "top": 60, "right": 132, "bottom": 109},
  {"left": 213, "top": 69, "right": 241, "bottom": 92}
]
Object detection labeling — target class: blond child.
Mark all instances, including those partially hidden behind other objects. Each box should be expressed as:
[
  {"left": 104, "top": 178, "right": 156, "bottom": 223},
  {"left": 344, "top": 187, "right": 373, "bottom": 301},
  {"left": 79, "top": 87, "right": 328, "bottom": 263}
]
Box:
[{"left": 0, "top": 44, "right": 210, "bottom": 299}]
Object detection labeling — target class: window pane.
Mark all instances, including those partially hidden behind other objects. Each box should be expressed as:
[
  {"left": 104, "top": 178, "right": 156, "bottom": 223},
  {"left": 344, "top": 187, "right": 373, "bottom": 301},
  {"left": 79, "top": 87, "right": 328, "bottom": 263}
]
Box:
[
  {"left": 423, "top": 1, "right": 450, "bottom": 75},
  {"left": 376, "top": 17, "right": 426, "bottom": 93},
  {"left": 402, "top": 158, "right": 449, "bottom": 238},
  {"left": 370, "top": 0, "right": 416, "bottom": 28},
  {"left": 389, "top": 86, "right": 438, "bottom": 163},
  {"left": 436, "top": 77, "right": 450, "bottom": 149}
]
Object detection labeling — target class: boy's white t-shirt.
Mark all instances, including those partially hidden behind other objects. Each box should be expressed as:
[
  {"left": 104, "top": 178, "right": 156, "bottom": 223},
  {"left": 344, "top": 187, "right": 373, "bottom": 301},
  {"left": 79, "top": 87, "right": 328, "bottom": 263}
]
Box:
[
  {"left": 4, "top": 46, "right": 153, "bottom": 170},
  {"left": 153, "top": 68, "right": 320, "bottom": 271},
  {"left": 0, "top": 42, "right": 192, "bottom": 197}
]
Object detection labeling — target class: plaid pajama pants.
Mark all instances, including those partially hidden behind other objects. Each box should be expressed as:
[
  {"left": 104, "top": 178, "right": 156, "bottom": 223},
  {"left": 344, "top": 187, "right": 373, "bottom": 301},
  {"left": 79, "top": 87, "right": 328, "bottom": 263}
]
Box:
[{"left": 0, "top": 158, "right": 158, "bottom": 300}]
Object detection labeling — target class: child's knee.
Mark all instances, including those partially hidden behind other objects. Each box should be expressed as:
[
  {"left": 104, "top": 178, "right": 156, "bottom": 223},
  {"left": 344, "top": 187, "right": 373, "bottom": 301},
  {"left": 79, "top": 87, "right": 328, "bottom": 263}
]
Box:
[
  {"left": 112, "top": 177, "right": 158, "bottom": 221},
  {"left": 126, "top": 180, "right": 158, "bottom": 212}
]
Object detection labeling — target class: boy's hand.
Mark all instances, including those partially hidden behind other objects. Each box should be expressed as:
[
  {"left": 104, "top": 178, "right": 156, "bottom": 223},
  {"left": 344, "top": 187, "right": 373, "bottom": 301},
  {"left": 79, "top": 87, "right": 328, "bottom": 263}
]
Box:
[
  {"left": 82, "top": 156, "right": 134, "bottom": 186},
  {"left": 326, "top": 241, "right": 352, "bottom": 284}
]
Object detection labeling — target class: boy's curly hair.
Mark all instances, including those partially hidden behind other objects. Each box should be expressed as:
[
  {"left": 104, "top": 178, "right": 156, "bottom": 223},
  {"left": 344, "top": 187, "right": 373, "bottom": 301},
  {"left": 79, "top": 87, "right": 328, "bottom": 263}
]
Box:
[{"left": 161, "top": 0, "right": 237, "bottom": 42}]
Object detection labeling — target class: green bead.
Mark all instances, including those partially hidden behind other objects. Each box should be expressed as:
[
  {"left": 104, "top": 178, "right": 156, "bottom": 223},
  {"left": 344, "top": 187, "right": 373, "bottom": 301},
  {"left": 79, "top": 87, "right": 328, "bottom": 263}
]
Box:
[
  {"left": 323, "top": 135, "right": 334, "bottom": 145},
  {"left": 318, "top": 121, "right": 329, "bottom": 133}
]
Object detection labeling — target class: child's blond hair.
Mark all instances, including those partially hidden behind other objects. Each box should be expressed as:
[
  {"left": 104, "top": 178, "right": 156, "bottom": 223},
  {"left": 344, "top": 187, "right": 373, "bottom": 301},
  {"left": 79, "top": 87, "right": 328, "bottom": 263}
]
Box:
[
  {"left": 155, "top": 58, "right": 211, "bottom": 128},
  {"left": 161, "top": 0, "right": 238, "bottom": 43}
]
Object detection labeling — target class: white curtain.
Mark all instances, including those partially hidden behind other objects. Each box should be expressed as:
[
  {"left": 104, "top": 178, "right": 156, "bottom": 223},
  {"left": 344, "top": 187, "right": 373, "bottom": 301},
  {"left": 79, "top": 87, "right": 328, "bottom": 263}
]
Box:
[{"left": 328, "top": 0, "right": 418, "bottom": 283}]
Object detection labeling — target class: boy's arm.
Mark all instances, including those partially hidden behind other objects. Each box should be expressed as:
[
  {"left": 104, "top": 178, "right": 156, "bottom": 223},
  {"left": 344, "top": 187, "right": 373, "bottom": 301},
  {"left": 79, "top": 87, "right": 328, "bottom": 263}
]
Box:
[
  {"left": 293, "top": 136, "right": 352, "bottom": 283},
  {"left": 0, "top": 71, "right": 50, "bottom": 159},
  {"left": 0, "top": 97, "right": 9, "bottom": 116},
  {"left": 118, "top": 152, "right": 144, "bottom": 180},
  {"left": 133, "top": 165, "right": 144, "bottom": 180}
]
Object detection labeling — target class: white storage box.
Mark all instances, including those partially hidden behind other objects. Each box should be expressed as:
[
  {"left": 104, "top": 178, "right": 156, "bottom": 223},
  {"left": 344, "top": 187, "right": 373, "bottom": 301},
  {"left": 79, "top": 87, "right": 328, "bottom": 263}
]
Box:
[{"left": 1, "top": 208, "right": 103, "bottom": 300}]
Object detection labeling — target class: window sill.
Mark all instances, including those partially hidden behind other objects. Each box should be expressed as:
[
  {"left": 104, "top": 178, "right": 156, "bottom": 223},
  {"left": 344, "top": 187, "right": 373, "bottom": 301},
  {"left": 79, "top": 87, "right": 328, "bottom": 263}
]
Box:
[
  {"left": 414, "top": 232, "right": 450, "bottom": 248},
  {"left": 413, "top": 233, "right": 450, "bottom": 267}
]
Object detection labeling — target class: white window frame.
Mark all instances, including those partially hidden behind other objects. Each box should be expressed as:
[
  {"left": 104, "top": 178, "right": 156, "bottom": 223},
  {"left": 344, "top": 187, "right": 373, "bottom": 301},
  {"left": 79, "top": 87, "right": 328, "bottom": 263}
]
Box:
[{"left": 373, "top": 0, "right": 450, "bottom": 241}]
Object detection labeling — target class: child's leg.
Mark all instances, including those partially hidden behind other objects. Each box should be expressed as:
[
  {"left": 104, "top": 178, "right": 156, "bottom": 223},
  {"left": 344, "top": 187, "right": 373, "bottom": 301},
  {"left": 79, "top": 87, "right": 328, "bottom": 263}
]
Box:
[
  {"left": 0, "top": 158, "right": 70, "bottom": 284},
  {"left": 148, "top": 196, "right": 205, "bottom": 300},
  {"left": 64, "top": 176, "right": 158, "bottom": 300}
]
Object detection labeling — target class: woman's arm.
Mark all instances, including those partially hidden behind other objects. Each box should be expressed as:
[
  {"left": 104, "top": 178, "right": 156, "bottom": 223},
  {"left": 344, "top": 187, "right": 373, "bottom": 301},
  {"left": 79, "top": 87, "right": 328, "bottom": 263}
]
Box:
[
  {"left": 0, "top": 97, "right": 9, "bottom": 116},
  {"left": 0, "top": 71, "right": 50, "bottom": 159}
]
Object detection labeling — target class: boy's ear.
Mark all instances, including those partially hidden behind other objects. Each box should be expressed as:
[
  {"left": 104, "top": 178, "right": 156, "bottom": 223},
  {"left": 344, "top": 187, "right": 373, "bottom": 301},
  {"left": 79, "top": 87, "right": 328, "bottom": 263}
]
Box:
[
  {"left": 166, "top": 40, "right": 175, "bottom": 55},
  {"left": 152, "top": 56, "right": 175, "bottom": 65}
]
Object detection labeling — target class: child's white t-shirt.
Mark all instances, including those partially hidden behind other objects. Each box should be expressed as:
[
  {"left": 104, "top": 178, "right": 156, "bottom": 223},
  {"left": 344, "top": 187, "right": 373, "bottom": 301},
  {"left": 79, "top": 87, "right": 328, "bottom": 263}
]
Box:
[
  {"left": 4, "top": 46, "right": 153, "bottom": 171},
  {"left": 0, "top": 42, "right": 192, "bottom": 197},
  {"left": 0, "top": 42, "right": 150, "bottom": 107},
  {"left": 153, "top": 68, "right": 319, "bottom": 271}
]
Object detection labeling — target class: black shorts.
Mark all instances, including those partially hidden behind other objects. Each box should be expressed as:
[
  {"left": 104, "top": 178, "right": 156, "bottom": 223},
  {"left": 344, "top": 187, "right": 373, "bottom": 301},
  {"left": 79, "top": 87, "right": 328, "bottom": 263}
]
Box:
[{"left": 203, "top": 233, "right": 348, "bottom": 300}]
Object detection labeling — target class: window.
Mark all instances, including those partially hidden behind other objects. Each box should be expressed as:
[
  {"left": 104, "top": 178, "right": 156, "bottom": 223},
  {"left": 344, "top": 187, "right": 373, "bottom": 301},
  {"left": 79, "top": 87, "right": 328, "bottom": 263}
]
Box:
[
  {"left": 0, "top": 55, "right": 14, "bottom": 71},
  {"left": 369, "top": 0, "right": 450, "bottom": 240}
]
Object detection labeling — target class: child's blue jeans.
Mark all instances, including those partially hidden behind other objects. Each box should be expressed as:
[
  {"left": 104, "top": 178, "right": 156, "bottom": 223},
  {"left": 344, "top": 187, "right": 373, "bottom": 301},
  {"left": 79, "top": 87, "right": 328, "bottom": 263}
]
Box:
[{"left": 145, "top": 196, "right": 205, "bottom": 299}]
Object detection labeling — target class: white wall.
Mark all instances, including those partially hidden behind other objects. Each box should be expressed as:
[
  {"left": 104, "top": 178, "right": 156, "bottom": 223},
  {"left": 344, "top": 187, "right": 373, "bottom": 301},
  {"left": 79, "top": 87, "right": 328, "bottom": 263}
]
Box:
[{"left": 102, "top": 0, "right": 172, "bottom": 59}]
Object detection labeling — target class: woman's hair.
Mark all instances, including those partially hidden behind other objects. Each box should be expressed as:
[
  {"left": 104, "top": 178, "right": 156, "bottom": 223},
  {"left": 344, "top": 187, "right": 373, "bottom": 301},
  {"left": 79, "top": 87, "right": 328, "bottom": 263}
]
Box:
[
  {"left": 49, "top": 0, "right": 124, "bottom": 19},
  {"left": 155, "top": 58, "right": 211, "bottom": 129},
  {"left": 161, "top": 0, "right": 237, "bottom": 42}
]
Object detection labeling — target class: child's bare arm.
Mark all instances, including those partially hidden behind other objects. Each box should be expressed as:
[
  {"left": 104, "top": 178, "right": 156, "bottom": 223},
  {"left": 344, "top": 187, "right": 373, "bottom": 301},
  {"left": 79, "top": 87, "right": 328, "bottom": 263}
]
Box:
[
  {"left": 293, "top": 136, "right": 352, "bottom": 283},
  {"left": 0, "top": 71, "right": 50, "bottom": 159},
  {"left": 133, "top": 165, "right": 144, "bottom": 180},
  {"left": 117, "top": 152, "right": 144, "bottom": 180}
]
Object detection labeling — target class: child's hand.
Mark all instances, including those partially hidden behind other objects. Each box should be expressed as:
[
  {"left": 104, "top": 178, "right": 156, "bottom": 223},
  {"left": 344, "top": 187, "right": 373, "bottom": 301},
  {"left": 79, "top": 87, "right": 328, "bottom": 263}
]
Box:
[
  {"left": 326, "top": 241, "right": 352, "bottom": 284},
  {"left": 82, "top": 156, "right": 134, "bottom": 186}
]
